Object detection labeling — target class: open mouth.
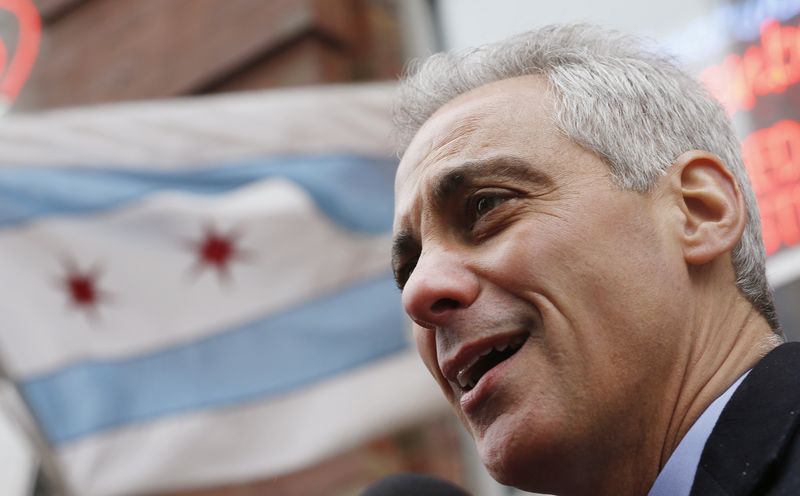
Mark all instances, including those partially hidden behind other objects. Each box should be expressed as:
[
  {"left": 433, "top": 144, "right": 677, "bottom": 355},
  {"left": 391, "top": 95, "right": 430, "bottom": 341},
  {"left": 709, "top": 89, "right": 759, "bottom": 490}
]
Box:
[{"left": 456, "top": 334, "right": 528, "bottom": 391}]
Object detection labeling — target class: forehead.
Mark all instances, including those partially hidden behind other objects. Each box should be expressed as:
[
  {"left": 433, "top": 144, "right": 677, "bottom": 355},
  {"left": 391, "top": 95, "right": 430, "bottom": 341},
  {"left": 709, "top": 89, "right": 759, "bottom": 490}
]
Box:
[{"left": 394, "top": 75, "right": 568, "bottom": 227}]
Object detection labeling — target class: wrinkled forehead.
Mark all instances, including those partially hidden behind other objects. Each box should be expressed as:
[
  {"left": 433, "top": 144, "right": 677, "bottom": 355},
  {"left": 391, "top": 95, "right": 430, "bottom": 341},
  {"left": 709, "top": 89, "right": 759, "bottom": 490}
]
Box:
[
  {"left": 393, "top": 76, "right": 557, "bottom": 230},
  {"left": 393, "top": 111, "right": 483, "bottom": 223}
]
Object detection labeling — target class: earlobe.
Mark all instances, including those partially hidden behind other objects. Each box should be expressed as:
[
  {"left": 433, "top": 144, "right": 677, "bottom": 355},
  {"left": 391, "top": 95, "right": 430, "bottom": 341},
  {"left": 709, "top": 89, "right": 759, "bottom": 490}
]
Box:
[{"left": 673, "top": 151, "right": 746, "bottom": 266}]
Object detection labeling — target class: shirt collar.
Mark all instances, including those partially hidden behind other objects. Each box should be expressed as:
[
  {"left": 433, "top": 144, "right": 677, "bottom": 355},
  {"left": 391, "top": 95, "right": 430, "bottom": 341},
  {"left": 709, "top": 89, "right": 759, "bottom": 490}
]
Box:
[{"left": 647, "top": 371, "right": 750, "bottom": 496}]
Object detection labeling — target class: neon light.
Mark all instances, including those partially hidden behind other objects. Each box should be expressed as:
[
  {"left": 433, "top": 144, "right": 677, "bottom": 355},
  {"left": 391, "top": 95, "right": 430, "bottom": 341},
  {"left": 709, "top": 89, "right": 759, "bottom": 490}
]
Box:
[
  {"left": 699, "top": 20, "right": 800, "bottom": 116},
  {"left": 0, "top": 0, "right": 40, "bottom": 108},
  {"left": 0, "top": 38, "right": 6, "bottom": 79},
  {"left": 741, "top": 120, "right": 800, "bottom": 255}
]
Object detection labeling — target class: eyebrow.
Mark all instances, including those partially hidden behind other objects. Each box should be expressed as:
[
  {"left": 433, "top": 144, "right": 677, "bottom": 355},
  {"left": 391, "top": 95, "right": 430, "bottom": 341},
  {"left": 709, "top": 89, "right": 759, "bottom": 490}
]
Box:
[
  {"left": 431, "top": 155, "right": 553, "bottom": 209},
  {"left": 391, "top": 230, "right": 418, "bottom": 276}
]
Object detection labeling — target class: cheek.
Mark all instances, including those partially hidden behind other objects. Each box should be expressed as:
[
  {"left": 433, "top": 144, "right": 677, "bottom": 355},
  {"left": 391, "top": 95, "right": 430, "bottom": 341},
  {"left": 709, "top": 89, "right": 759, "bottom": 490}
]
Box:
[
  {"left": 413, "top": 325, "right": 454, "bottom": 400},
  {"left": 478, "top": 198, "right": 679, "bottom": 366},
  {"left": 475, "top": 217, "right": 572, "bottom": 295}
]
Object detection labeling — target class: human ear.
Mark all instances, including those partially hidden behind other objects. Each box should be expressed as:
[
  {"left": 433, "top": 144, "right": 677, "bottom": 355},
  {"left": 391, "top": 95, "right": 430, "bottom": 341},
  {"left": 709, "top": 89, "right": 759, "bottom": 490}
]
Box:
[{"left": 672, "top": 151, "right": 746, "bottom": 265}]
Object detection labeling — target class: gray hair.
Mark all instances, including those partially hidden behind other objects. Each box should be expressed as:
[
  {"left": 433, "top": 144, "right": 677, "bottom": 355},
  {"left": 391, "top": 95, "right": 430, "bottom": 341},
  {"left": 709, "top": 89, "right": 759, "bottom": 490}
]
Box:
[{"left": 394, "top": 23, "right": 780, "bottom": 333}]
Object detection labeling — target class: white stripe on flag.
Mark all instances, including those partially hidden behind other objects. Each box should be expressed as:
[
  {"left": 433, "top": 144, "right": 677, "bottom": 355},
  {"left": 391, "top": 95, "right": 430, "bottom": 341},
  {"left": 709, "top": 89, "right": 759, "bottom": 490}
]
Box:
[
  {"left": 56, "top": 351, "right": 448, "bottom": 496},
  {"left": 0, "top": 83, "right": 396, "bottom": 169},
  {"left": 0, "top": 176, "right": 390, "bottom": 377}
]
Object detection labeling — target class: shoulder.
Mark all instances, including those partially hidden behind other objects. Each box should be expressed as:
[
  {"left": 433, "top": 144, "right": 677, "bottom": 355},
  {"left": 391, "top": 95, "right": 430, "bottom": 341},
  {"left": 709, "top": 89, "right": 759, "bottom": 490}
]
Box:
[{"left": 691, "top": 343, "right": 800, "bottom": 496}]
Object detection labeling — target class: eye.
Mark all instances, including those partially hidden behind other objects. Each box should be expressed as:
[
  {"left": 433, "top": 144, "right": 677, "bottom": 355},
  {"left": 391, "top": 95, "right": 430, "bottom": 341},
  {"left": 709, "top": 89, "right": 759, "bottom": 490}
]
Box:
[
  {"left": 470, "top": 192, "right": 512, "bottom": 223},
  {"left": 475, "top": 195, "right": 508, "bottom": 218}
]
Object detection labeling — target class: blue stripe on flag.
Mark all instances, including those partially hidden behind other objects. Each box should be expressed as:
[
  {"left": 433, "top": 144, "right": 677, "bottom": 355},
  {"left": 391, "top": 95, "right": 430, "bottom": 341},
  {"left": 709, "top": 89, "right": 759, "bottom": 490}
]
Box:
[
  {"left": 20, "top": 275, "right": 406, "bottom": 445},
  {"left": 0, "top": 154, "right": 397, "bottom": 233}
]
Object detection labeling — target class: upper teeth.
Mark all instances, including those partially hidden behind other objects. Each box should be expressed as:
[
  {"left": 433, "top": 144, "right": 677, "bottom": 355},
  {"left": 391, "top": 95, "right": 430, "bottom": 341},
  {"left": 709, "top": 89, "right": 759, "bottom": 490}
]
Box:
[{"left": 455, "top": 337, "right": 527, "bottom": 390}]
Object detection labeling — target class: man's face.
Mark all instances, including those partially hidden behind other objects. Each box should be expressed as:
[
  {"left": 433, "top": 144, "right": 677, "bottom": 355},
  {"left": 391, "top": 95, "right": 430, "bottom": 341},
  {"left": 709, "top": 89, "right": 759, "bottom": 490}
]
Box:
[{"left": 392, "top": 76, "right": 688, "bottom": 492}]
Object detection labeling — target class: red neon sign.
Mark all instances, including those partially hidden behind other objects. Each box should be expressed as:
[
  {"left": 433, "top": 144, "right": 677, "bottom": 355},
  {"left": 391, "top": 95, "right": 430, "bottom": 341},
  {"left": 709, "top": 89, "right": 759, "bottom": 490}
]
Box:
[
  {"left": 700, "top": 20, "right": 800, "bottom": 115},
  {"left": 0, "top": 0, "right": 40, "bottom": 108},
  {"left": 741, "top": 120, "right": 800, "bottom": 255}
]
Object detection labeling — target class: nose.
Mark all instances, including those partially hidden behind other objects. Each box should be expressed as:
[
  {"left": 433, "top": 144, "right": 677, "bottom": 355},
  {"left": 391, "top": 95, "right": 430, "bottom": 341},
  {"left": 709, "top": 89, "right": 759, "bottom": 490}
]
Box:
[{"left": 401, "top": 249, "right": 480, "bottom": 329}]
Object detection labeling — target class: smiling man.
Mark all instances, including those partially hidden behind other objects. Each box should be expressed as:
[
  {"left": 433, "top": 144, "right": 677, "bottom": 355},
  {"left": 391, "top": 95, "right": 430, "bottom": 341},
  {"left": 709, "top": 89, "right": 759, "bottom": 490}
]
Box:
[{"left": 390, "top": 25, "right": 800, "bottom": 496}]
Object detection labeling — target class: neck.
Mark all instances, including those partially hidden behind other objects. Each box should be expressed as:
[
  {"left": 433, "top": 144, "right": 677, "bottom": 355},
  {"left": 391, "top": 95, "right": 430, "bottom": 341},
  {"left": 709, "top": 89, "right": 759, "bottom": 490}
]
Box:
[
  {"left": 658, "top": 300, "right": 778, "bottom": 467},
  {"left": 593, "top": 279, "right": 778, "bottom": 496}
]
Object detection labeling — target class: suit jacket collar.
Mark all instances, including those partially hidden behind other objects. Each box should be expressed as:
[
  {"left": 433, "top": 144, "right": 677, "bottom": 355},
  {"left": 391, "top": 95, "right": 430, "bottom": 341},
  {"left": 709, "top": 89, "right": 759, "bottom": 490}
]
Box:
[{"left": 690, "top": 342, "right": 800, "bottom": 496}]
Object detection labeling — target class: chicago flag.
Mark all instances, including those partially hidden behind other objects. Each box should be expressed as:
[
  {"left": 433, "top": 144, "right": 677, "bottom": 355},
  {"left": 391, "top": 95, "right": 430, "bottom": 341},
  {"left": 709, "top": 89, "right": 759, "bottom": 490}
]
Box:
[{"left": 0, "top": 83, "right": 446, "bottom": 495}]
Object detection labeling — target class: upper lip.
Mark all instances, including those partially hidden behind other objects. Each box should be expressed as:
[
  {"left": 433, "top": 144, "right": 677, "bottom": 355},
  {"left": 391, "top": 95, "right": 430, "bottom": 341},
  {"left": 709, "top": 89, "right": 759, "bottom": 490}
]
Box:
[{"left": 440, "top": 330, "right": 529, "bottom": 389}]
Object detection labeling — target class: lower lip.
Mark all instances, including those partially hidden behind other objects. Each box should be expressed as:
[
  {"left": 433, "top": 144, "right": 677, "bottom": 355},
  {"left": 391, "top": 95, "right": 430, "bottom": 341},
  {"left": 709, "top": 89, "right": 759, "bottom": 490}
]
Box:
[{"left": 459, "top": 341, "right": 526, "bottom": 414}]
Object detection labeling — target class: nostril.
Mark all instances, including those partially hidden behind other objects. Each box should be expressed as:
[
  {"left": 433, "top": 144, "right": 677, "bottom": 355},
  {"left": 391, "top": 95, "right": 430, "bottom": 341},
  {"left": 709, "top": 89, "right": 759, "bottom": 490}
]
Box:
[{"left": 431, "top": 297, "right": 460, "bottom": 314}]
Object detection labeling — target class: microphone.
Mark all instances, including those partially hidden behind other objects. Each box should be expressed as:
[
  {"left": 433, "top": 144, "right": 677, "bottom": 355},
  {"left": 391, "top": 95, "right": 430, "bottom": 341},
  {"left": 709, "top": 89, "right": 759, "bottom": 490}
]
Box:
[{"left": 361, "top": 473, "right": 472, "bottom": 495}]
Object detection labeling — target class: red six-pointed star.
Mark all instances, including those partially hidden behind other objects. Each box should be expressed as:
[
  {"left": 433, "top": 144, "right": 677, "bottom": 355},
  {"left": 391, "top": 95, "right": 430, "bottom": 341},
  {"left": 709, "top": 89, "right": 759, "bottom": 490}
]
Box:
[
  {"left": 190, "top": 225, "right": 248, "bottom": 281},
  {"left": 67, "top": 272, "right": 97, "bottom": 306},
  {"left": 59, "top": 261, "right": 108, "bottom": 313}
]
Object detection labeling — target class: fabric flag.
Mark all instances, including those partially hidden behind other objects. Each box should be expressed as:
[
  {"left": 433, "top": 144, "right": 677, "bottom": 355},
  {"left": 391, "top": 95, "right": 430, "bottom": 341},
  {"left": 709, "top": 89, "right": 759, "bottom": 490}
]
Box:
[{"left": 0, "top": 83, "right": 448, "bottom": 496}]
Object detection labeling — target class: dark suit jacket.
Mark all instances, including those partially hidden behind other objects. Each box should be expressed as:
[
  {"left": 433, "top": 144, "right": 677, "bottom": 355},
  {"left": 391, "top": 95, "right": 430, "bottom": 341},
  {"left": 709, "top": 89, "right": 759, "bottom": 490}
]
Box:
[{"left": 690, "top": 342, "right": 800, "bottom": 495}]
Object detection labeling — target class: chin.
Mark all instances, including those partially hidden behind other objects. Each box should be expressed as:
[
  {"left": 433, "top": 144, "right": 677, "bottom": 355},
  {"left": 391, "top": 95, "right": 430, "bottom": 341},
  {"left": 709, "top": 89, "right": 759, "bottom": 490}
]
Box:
[
  {"left": 481, "top": 447, "right": 528, "bottom": 487},
  {"left": 475, "top": 418, "right": 571, "bottom": 494},
  {"left": 481, "top": 445, "right": 555, "bottom": 493}
]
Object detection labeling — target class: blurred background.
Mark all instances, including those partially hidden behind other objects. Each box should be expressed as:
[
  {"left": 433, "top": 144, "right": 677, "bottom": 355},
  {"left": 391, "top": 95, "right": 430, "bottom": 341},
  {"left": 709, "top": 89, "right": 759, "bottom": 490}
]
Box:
[{"left": 0, "top": 0, "right": 798, "bottom": 495}]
